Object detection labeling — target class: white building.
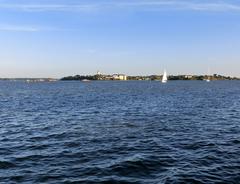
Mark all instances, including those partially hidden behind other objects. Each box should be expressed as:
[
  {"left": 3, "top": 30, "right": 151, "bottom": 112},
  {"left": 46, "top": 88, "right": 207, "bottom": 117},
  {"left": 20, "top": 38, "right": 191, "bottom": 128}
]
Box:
[
  {"left": 185, "top": 75, "right": 193, "bottom": 79},
  {"left": 112, "top": 74, "right": 127, "bottom": 80}
]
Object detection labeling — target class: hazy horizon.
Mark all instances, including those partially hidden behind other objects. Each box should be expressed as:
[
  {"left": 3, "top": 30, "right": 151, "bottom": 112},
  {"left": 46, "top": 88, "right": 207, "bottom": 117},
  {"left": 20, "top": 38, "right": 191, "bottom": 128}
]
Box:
[
  {"left": 0, "top": 71, "right": 238, "bottom": 79},
  {"left": 1, "top": 0, "right": 240, "bottom": 78}
]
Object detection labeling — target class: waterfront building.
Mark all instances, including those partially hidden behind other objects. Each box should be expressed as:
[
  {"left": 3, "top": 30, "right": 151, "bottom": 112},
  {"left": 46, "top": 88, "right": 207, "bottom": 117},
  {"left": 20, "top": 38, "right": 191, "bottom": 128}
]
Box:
[
  {"left": 112, "top": 74, "right": 127, "bottom": 80},
  {"left": 185, "top": 75, "right": 193, "bottom": 79}
]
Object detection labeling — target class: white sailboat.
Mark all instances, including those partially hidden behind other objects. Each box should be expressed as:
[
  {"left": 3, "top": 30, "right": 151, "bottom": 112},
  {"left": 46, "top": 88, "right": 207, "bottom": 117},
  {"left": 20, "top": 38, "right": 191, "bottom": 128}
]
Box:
[
  {"left": 162, "top": 70, "right": 168, "bottom": 83},
  {"left": 206, "top": 68, "right": 211, "bottom": 82}
]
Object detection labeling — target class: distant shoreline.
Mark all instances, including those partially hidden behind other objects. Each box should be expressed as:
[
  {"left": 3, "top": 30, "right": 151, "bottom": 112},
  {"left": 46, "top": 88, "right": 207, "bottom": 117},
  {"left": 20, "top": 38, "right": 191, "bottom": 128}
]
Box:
[
  {"left": 60, "top": 74, "right": 240, "bottom": 81},
  {"left": 0, "top": 74, "right": 239, "bottom": 82}
]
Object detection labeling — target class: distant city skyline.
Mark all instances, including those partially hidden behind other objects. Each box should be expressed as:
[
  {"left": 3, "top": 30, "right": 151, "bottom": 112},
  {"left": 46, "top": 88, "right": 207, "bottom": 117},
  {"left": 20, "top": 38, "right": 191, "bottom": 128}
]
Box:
[{"left": 0, "top": 0, "right": 240, "bottom": 78}]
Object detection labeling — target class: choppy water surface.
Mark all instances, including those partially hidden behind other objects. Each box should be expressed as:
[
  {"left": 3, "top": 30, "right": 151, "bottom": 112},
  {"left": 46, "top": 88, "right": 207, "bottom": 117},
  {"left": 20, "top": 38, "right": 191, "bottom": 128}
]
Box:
[{"left": 0, "top": 81, "right": 240, "bottom": 184}]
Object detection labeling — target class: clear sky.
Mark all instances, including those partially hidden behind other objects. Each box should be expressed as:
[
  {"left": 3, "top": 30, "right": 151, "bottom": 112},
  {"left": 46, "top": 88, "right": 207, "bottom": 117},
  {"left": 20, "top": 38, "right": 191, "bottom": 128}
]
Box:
[{"left": 0, "top": 0, "right": 240, "bottom": 78}]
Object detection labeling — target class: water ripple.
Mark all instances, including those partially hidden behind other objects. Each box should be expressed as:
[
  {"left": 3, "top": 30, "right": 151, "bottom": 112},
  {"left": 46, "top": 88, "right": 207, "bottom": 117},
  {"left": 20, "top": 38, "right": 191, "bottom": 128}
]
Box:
[{"left": 0, "top": 81, "right": 240, "bottom": 183}]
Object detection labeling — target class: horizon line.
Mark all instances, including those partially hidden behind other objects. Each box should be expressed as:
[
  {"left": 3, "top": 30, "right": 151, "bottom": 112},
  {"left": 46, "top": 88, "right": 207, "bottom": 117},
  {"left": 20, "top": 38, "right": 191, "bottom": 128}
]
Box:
[{"left": 0, "top": 73, "right": 239, "bottom": 79}]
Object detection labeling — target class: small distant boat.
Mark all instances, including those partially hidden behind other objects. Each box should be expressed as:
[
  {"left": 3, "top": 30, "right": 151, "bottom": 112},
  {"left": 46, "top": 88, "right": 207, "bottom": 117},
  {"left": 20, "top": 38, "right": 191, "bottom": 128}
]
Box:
[
  {"left": 82, "top": 79, "right": 91, "bottom": 82},
  {"left": 206, "top": 68, "right": 211, "bottom": 82},
  {"left": 162, "top": 70, "right": 168, "bottom": 83}
]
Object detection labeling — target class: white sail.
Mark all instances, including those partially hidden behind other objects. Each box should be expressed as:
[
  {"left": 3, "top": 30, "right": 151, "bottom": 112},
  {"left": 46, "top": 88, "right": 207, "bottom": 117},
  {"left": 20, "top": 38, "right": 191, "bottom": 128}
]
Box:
[
  {"left": 206, "top": 68, "right": 211, "bottom": 82},
  {"left": 162, "top": 70, "right": 168, "bottom": 83}
]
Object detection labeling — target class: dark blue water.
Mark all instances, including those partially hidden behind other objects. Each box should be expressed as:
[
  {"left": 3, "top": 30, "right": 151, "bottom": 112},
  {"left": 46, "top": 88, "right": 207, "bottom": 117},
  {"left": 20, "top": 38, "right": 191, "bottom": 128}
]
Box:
[{"left": 0, "top": 81, "right": 239, "bottom": 184}]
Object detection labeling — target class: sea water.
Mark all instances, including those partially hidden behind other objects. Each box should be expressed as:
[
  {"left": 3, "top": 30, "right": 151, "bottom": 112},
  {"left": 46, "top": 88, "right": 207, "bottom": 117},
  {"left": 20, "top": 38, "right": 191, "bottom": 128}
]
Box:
[{"left": 0, "top": 80, "right": 239, "bottom": 183}]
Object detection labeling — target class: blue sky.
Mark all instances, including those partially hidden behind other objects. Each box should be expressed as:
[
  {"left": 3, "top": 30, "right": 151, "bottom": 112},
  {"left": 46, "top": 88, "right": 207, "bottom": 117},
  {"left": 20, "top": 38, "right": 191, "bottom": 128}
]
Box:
[{"left": 0, "top": 0, "right": 240, "bottom": 78}]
